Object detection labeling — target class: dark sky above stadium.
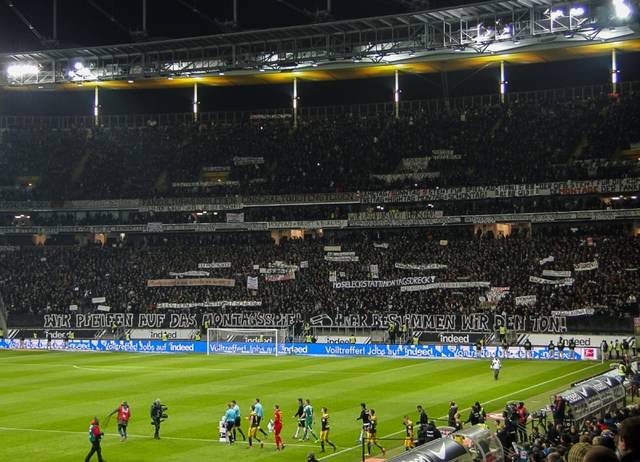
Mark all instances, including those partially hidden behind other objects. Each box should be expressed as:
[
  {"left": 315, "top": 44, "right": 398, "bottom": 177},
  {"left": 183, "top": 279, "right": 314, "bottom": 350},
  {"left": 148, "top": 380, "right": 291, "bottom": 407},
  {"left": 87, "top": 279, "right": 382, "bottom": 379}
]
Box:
[
  {"left": 0, "top": 0, "right": 469, "bottom": 52},
  {"left": 0, "top": 0, "right": 638, "bottom": 116}
]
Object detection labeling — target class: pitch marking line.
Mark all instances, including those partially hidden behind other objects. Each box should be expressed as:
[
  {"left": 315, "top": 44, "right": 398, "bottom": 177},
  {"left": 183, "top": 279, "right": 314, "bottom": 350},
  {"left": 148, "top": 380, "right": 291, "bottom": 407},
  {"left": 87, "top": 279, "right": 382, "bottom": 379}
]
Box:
[
  {"left": 318, "top": 362, "right": 603, "bottom": 460},
  {"left": 0, "top": 426, "right": 317, "bottom": 448}
]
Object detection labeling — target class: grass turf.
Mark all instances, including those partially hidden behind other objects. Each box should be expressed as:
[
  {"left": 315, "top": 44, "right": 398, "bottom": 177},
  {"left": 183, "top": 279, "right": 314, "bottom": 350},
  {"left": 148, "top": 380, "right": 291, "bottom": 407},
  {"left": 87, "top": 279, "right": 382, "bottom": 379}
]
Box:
[{"left": 0, "top": 350, "right": 609, "bottom": 462}]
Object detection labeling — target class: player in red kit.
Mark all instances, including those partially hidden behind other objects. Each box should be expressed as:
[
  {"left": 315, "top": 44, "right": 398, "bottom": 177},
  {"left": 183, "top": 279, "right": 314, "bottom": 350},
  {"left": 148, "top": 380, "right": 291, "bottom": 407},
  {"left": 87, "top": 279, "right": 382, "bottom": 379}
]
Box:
[
  {"left": 273, "top": 404, "right": 285, "bottom": 450},
  {"left": 108, "top": 401, "right": 131, "bottom": 441}
]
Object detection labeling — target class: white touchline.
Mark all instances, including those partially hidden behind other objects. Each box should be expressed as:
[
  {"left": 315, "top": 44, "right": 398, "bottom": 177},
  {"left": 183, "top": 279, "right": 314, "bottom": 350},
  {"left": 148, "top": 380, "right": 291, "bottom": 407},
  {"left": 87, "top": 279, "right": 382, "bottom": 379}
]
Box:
[
  {"left": 318, "top": 362, "right": 603, "bottom": 460},
  {"left": 0, "top": 426, "right": 317, "bottom": 448}
]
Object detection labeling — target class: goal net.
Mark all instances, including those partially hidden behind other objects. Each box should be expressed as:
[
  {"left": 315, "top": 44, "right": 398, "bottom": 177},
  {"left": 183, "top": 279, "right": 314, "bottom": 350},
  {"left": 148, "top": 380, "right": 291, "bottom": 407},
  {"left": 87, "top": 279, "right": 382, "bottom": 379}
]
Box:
[{"left": 206, "top": 328, "right": 283, "bottom": 356}]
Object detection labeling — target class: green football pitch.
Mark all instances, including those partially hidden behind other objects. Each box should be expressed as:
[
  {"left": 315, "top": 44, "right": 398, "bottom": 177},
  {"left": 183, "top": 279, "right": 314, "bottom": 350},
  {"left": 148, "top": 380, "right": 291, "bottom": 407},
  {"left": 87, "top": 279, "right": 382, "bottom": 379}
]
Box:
[{"left": 0, "top": 350, "right": 609, "bottom": 462}]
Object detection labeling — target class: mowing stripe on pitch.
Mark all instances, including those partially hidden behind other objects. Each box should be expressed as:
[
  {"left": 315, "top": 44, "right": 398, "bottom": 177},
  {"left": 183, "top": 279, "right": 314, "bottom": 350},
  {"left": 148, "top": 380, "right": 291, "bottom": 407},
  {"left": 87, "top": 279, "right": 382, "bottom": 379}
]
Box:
[
  {"left": 318, "top": 362, "right": 603, "bottom": 460},
  {"left": 0, "top": 426, "right": 317, "bottom": 448}
]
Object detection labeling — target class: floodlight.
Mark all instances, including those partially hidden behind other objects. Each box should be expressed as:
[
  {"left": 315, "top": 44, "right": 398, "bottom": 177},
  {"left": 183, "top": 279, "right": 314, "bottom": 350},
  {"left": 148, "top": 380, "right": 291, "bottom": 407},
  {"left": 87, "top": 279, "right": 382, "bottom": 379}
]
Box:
[
  {"left": 74, "top": 62, "right": 84, "bottom": 70},
  {"left": 7, "top": 63, "right": 39, "bottom": 78},
  {"left": 570, "top": 7, "right": 585, "bottom": 16},
  {"left": 550, "top": 9, "right": 565, "bottom": 19},
  {"left": 612, "top": 0, "right": 631, "bottom": 18}
]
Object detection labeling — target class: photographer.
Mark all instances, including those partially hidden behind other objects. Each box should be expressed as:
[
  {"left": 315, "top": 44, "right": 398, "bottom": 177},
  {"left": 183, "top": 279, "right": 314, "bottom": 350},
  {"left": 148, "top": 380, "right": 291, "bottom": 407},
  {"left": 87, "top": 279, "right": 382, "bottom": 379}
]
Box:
[{"left": 150, "top": 399, "right": 167, "bottom": 439}]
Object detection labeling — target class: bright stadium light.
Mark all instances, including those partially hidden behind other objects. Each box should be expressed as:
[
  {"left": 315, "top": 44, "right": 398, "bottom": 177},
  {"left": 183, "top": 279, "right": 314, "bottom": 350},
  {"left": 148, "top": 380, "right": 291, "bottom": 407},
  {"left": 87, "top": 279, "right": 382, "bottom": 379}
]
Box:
[
  {"left": 612, "top": 0, "right": 631, "bottom": 18},
  {"left": 7, "top": 63, "right": 39, "bottom": 78},
  {"left": 74, "top": 61, "right": 84, "bottom": 71},
  {"left": 550, "top": 9, "right": 565, "bottom": 19},
  {"left": 570, "top": 7, "right": 585, "bottom": 16}
]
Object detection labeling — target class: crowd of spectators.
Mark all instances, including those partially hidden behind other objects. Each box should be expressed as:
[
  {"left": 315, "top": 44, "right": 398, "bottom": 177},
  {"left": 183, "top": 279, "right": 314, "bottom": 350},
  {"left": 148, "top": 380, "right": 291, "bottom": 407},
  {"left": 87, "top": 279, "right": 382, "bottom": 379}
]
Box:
[
  {"left": 503, "top": 406, "right": 640, "bottom": 462},
  {"left": 1, "top": 194, "right": 639, "bottom": 228},
  {"left": 0, "top": 94, "right": 638, "bottom": 202},
  {"left": 1, "top": 227, "right": 637, "bottom": 319}
]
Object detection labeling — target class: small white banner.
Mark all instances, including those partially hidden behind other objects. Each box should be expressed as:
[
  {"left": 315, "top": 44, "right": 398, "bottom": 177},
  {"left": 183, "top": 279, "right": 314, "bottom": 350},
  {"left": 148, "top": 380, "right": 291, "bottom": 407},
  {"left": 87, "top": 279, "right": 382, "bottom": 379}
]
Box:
[
  {"left": 542, "top": 270, "right": 572, "bottom": 278},
  {"left": 247, "top": 276, "right": 259, "bottom": 290},
  {"left": 91, "top": 297, "right": 106, "bottom": 304},
  {"left": 169, "top": 271, "right": 210, "bottom": 278},
  {"left": 574, "top": 260, "right": 598, "bottom": 272},
  {"left": 198, "top": 262, "right": 232, "bottom": 269},
  {"left": 515, "top": 295, "right": 537, "bottom": 306},
  {"left": 539, "top": 256, "right": 555, "bottom": 265}
]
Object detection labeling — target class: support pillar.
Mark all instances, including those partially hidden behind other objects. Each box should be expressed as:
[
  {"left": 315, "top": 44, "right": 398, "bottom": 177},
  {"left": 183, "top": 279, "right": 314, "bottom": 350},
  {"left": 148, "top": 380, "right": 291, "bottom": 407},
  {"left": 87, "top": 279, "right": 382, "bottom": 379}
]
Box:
[
  {"left": 52, "top": 0, "right": 57, "bottom": 40},
  {"left": 142, "top": 0, "right": 147, "bottom": 34},
  {"left": 193, "top": 82, "right": 199, "bottom": 122},
  {"left": 499, "top": 60, "right": 507, "bottom": 103},
  {"left": 233, "top": 0, "right": 238, "bottom": 25},
  {"left": 93, "top": 86, "right": 100, "bottom": 126},
  {"left": 394, "top": 69, "right": 400, "bottom": 119},
  {"left": 611, "top": 49, "right": 619, "bottom": 95},
  {"left": 292, "top": 77, "right": 298, "bottom": 128}
]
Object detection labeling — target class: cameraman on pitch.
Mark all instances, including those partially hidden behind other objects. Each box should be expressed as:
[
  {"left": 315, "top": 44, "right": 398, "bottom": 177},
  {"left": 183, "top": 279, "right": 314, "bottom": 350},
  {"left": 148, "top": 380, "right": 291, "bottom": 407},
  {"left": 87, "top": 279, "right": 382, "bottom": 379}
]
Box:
[{"left": 150, "top": 399, "right": 167, "bottom": 439}]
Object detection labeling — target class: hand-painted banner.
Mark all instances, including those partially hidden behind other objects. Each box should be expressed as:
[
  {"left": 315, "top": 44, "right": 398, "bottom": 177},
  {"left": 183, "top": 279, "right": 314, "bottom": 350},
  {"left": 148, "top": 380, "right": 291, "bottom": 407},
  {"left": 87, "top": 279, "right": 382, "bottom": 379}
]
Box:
[
  {"left": 395, "top": 263, "right": 448, "bottom": 271},
  {"left": 147, "top": 278, "right": 235, "bottom": 287},
  {"left": 247, "top": 277, "right": 259, "bottom": 290},
  {"left": 401, "top": 281, "right": 490, "bottom": 292},
  {"left": 333, "top": 276, "right": 436, "bottom": 289},
  {"left": 169, "top": 271, "right": 210, "bottom": 278},
  {"left": 574, "top": 260, "right": 598, "bottom": 272},
  {"left": 542, "top": 270, "right": 572, "bottom": 278},
  {"left": 516, "top": 295, "right": 537, "bottom": 306},
  {"left": 550, "top": 308, "right": 595, "bottom": 317},
  {"left": 197, "top": 262, "right": 232, "bottom": 269},
  {"left": 265, "top": 272, "right": 296, "bottom": 282},
  {"left": 156, "top": 301, "right": 261, "bottom": 309},
  {"left": 539, "top": 256, "right": 555, "bottom": 265},
  {"left": 529, "top": 276, "right": 574, "bottom": 286}
]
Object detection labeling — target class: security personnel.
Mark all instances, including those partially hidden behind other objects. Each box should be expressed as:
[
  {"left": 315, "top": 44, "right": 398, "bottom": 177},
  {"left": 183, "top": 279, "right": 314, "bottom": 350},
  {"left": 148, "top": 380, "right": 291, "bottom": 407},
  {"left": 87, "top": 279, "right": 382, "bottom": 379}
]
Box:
[
  {"left": 618, "top": 362, "right": 628, "bottom": 380},
  {"left": 548, "top": 340, "right": 556, "bottom": 359},
  {"left": 303, "top": 322, "right": 311, "bottom": 337},
  {"left": 475, "top": 340, "right": 483, "bottom": 358},
  {"left": 401, "top": 323, "right": 408, "bottom": 343},
  {"left": 202, "top": 319, "right": 209, "bottom": 335},
  {"left": 304, "top": 334, "right": 313, "bottom": 343},
  {"left": 125, "top": 331, "right": 131, "bottom": 341},
  {"left": 69, "top": 331, "right": 75, "bottom": 341},
  {"left": 411, "top": 335, "right": 419, "bottom": 346},
  {"left": 499, "top": 325, "right": 507, "bottom": 343},
  {"left": 622, "top": 339, "right": 630, "bottom": 358},
  {"left": 614, "top": 340, "right": 622, "bottom": 359},
  {"left": 524, "top": 339, "right": 532, "bottom": 359},
  {"left": 557, "top": 338, "right": 566, "bottom": 358},
  {"left": 161, "top": 331, "right": 168, "bottom": 342},
  {"left": 601, "top": 340, "right": 609, "bottom": 362},
  {"left": 387, "top": 322, "right": 396, "bottom": 344},
  {"left": 194, "top": 332, "right": 201, "bottom": 341},
  {"left": 568, "top": 338, "right": 576, "bottom": 359},
  {"left": 110, "top": 320, "right": 117, "bottom": 334},
  {"left": 349, "top": 334, "right": 356, "bottom": 344}
]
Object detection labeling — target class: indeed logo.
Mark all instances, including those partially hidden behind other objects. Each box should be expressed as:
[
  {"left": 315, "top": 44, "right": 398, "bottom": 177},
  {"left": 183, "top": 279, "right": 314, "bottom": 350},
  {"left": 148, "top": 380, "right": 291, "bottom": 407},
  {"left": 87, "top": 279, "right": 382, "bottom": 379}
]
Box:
[
  {"left": 169, "top": 343, "right": 194, "bottom": 352},
  {"left": 439, "top": 334, "right": 469, "bottom": 344}
]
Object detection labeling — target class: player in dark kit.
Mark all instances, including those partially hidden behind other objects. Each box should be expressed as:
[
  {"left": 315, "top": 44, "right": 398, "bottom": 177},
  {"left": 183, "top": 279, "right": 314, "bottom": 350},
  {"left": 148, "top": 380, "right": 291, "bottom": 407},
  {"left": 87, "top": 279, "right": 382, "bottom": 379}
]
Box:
[
  {"left": 403, "top": 415, "right": 415, "bottom": 451},
  {"left": 85, "top": 417, "right": 105, "bottom": 462},
  {"left": 293, "top": 398, "right": 305, "bottom": 439},
  {"left": 319, "top": 407, "right": 337, "bottom": 452},
  {"left": 367, "top": 409, "right": 386, "bottom": 456},
  {"left": 356, "top": 402, "right": 371, "bottom": 442}
]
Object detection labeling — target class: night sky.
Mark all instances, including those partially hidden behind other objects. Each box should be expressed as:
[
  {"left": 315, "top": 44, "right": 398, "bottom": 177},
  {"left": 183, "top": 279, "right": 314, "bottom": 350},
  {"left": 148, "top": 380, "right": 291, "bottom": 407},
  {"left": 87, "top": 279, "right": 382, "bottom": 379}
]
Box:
[{"left": 0, "top": 0, "right": 638, "bottom": 116}]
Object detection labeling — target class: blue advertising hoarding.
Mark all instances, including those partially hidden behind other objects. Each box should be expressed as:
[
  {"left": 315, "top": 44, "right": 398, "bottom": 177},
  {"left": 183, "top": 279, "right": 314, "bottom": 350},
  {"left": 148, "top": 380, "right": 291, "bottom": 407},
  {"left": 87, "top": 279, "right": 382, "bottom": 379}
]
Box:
[{"left": 0, "top": 339, "right": 598, "bottom": 360}]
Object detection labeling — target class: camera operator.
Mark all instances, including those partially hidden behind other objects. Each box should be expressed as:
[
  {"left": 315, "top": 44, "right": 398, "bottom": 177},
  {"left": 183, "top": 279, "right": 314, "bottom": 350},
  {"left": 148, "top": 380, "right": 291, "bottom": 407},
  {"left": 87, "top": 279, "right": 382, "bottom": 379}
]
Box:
[{"left": 150, "top": 399, "right": 168, "bottom": 439}]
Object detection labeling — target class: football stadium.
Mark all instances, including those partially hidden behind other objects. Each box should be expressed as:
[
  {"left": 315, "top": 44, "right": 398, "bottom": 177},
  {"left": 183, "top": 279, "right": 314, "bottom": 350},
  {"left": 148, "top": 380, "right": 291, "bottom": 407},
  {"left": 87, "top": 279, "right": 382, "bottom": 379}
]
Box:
[{"left": 1, "top": 1, "right": 640, "bottom": 461}]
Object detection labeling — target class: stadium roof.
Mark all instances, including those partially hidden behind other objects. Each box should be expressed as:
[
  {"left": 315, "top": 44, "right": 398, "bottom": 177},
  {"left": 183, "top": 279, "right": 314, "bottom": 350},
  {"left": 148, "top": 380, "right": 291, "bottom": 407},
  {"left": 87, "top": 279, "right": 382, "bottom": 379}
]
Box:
[{"left": 1, "top": 0, "right": 638, "bottom": 89}]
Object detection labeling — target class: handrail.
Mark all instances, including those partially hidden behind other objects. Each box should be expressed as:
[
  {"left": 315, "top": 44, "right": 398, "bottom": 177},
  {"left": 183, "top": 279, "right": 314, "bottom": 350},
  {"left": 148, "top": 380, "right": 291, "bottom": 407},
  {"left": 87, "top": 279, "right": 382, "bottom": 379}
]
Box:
[{"left": 0, "top": 81, "right": 636, "bottom": 130}]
